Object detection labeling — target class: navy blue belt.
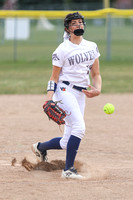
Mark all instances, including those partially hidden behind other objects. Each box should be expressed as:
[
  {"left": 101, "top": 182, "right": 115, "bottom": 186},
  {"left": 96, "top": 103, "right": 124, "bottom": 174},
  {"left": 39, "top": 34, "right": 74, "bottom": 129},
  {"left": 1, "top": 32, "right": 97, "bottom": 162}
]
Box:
[{"left": 62, "top": 81, "right": 87, "bottom": 92}]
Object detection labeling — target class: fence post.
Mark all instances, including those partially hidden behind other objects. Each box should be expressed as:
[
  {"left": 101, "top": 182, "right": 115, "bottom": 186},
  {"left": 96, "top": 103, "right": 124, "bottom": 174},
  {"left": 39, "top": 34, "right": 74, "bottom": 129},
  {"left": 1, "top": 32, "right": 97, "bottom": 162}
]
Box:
[
  {"left": 56, "top": 19, "right": 62, "bottom": 44},
  {"left": 106, "top": 14, "right": 112, "bottom": 61},
  {"left": 13, "top": 17, "right": 17, "bottom": 62},
  {"left": 1, "top": 19, "right": 5, "bottom": 45},
  {"left": 103, "top": 0, "right": 110, "bottom": 8}
]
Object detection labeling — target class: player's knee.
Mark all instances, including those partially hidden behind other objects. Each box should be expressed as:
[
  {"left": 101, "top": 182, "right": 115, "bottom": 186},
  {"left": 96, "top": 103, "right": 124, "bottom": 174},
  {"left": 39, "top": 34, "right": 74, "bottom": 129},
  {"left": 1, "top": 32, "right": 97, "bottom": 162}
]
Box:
[
  {"left": 59, "top": 138, "right": 68, "bottom": 149},
  {"left": 60, "top": 121, "right": 85, "bottom": 148},
  {"left": 71, "top": 121, "right": 85, "bottom": 139}
]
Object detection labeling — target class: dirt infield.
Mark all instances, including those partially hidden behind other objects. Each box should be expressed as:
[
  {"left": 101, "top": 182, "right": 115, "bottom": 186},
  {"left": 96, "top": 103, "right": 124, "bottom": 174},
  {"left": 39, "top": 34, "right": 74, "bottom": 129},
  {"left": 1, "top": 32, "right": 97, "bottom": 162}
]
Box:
[{"left": 0, "top": 94, "right": 133, "bottom": 200}]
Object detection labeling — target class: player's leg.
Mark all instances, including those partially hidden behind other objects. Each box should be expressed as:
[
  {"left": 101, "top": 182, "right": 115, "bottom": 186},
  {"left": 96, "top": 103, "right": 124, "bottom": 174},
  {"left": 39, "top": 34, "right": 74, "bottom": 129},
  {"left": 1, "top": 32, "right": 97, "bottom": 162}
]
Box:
[
  {"left": 59, "top": 123, "right": 72, "bottom": 149},
  {"left": 55, "top": 84, "right": 85, "bottom": 178},
  {"left": 59, "top": 86, "right": 86, "bottom": 151},
  {"left": 39, "top": 137, "right": 62, "bottom": 151},
  {"left": 63, "top": 104, "right": 85, "bottom": 171},
  {"left": 61, "top": 101, "right": 85, "bottom": 178},
  {"left": 31, "top": 137, "right": 62, "bottom": 162},
  {"left": 61, "top": 84, "right": 86, "bottom": 179}
]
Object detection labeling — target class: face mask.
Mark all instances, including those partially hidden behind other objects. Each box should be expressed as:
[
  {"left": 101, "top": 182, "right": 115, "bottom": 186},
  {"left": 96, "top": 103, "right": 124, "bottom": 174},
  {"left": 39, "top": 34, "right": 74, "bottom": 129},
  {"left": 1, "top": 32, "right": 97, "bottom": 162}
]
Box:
[{"left": 74, "top": 29, "right": 84, "bottom": 36}]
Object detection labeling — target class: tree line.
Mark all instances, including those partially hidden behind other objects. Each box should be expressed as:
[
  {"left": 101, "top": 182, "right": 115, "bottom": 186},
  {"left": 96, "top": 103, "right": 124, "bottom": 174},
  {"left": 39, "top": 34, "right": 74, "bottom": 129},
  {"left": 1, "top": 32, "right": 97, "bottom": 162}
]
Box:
[{"left": 0, "top": 0, "right": 115, "bottom": 10}]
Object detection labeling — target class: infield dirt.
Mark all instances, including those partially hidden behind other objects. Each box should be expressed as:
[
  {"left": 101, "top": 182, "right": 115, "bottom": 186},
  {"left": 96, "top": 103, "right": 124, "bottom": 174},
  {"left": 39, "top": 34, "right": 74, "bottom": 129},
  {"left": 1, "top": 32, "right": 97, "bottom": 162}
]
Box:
[{"left": 0, "top": 94, "right": 133, "bottom": 200}]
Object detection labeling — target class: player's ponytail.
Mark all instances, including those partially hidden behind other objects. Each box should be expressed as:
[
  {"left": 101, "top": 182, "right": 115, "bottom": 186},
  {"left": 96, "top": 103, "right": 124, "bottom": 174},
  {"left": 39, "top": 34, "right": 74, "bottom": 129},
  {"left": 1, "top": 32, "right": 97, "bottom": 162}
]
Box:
[{"left": 63, "top": 31, "right": 70, "bottom": 41}]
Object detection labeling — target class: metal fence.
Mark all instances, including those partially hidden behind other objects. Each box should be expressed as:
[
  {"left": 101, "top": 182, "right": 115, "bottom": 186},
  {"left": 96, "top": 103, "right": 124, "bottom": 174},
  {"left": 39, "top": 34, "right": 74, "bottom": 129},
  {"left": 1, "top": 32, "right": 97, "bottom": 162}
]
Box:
[{"left": 0, "top": 9, "right": 133, "bottom": 62}]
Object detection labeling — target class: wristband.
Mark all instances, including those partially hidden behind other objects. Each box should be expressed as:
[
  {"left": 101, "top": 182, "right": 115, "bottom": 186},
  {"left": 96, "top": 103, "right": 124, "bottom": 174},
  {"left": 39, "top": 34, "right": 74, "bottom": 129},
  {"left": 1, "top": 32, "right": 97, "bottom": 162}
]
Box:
[{"left": 47, "top": 80, "right": 57, "bottom": 92}]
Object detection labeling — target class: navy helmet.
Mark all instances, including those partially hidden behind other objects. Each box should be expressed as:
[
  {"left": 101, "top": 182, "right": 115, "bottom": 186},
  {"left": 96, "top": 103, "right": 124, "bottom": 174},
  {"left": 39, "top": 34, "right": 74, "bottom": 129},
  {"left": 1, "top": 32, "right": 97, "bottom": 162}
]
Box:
[{"left": 64, "top": 12, "right": 85, "bottom": 29}]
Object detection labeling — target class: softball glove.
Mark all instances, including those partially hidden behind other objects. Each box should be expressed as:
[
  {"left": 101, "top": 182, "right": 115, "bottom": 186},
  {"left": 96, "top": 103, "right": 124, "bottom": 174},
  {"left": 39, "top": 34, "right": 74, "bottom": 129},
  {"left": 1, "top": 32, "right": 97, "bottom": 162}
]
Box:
[{"left": 43, "top": 100, "right": 66, "bottom": 125}]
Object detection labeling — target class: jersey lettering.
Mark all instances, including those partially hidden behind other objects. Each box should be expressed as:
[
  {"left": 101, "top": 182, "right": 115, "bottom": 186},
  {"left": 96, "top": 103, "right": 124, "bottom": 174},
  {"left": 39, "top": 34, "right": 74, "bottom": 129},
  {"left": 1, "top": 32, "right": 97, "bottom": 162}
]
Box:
[
  {"left": 68, "top": 55, "right": 75, "bottom": 65},
  {"left": 75, "top": 54, "right": 80, "bottom": 64},
  {"left": 86, "top": 64, "right": 93, "bottom": 74},
  {"left": 83, "top": 52, "right": 89, "bottom": 61},
  {"left": 68, "top": 50, "right": 95, "bottom": 66},
  {"left": 79, "top": 53, "right": 85, "bottom": 62},
  {"left": 52, "top": 53, "right": 60, "bottom": 61},
  {"left": 88, "top": 51, "right": 95, "bottom": 60}
]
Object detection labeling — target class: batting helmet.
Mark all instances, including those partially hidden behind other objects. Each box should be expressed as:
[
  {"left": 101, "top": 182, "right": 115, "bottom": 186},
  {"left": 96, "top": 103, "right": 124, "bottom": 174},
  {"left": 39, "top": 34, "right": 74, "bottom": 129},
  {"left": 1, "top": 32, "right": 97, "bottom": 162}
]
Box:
[{"left": 64, "top": 12, "right": 85, "bottom": 29}]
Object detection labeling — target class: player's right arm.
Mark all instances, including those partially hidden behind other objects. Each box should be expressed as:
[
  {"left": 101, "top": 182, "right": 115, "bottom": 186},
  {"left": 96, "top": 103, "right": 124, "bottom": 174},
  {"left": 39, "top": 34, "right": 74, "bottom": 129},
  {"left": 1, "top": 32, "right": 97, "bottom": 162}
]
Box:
[
  {"left": 82, "top": 58, "right": 102, "bottom": 98},
  {"left": 46, "top": 65, "right": 61, "bottom": 101}
]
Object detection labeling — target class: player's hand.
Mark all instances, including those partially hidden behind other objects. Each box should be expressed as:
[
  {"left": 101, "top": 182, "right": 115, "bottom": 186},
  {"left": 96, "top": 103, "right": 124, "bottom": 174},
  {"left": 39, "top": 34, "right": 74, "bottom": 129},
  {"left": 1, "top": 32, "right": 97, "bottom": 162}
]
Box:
[{"left": 82, "top": 85, "right": 101, "bottom": 98}]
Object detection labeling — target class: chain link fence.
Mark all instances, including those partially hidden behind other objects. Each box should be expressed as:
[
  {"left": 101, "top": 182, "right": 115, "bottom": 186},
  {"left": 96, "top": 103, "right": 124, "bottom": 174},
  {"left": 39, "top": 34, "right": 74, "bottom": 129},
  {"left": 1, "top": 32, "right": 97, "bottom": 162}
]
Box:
[{"left": 0, "top": 10, "right": 133, "bottom": 62}]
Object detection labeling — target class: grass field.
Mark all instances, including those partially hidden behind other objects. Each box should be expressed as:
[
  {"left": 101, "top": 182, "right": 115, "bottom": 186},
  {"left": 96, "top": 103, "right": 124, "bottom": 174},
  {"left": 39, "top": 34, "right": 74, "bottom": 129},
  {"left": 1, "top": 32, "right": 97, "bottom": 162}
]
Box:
[
  {"left": 0, "top": 60, "right": 133, "bottom": 94},
  {"left": 0, "top": 19, "right": 133, "bottom": 94}
]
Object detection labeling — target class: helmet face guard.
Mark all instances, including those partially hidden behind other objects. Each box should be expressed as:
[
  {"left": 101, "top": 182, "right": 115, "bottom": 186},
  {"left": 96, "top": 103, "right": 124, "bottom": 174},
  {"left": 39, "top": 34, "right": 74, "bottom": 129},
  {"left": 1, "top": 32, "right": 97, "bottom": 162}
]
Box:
[
  {"left": 73, "top": 29, "right": 84, "bottom": 36},
  {"left": 64, "top": 12, "right": 85, "bottom": 30}
]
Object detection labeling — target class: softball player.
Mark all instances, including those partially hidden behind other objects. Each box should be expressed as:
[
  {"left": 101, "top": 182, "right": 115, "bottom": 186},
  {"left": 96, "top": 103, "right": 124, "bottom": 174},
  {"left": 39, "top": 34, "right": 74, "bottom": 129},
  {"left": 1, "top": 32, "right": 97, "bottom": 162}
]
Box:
[{"left": 32, "top": 12, "right": 102, "bottom": 179}]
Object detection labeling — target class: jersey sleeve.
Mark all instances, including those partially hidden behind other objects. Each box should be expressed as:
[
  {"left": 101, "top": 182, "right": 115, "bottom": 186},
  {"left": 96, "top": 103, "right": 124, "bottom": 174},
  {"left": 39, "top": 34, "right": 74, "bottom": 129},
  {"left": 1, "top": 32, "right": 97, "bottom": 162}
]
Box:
[
  {"left": 93, "top": 43, "right": 100, "bottom": 59},
  {"left": 52, "top": 45, "right": 64, "bottom": 68}
]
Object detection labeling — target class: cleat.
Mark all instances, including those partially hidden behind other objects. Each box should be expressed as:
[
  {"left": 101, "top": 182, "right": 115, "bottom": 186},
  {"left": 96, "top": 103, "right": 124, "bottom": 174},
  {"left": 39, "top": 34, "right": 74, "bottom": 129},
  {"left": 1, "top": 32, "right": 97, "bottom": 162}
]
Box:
[
  {"left": 61, "top": 167, "right": 83, "bottom": 179},
  {"left": 31, "top": 142, "right": 47, "bottom": 162}
]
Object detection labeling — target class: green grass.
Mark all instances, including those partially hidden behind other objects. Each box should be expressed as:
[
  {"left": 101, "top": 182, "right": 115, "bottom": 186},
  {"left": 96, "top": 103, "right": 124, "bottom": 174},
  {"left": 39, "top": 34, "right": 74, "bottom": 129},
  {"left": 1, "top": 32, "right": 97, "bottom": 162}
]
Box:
[
  {"left": 0, "top": 61, "right": 51, "bottom": 94},
  {"left": 100, "top": 60, "right": 133, "bottom": 93},
  {"left": 0, "top": 60, "right": 133, "bottom": 94}
]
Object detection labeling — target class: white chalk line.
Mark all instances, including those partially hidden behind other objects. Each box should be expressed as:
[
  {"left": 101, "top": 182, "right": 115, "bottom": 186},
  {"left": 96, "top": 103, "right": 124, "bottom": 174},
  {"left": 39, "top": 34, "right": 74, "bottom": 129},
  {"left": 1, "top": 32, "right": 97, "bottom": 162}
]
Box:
[
  {"left": 0, "top": 160, "right": 21, "bottom": 167},
  {"left": 0, "top": 163, "right": 21, "bottom": 166}
]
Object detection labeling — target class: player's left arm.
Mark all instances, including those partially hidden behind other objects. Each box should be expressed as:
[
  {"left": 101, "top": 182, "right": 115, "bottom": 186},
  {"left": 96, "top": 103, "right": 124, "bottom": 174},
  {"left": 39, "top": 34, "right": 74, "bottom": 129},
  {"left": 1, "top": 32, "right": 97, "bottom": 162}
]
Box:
[
  {"left": 82, "top": 58, "right": 102, "bottom": 98},
  {"left": 46, "top": 65, "right": 61, "bottom": 101}
]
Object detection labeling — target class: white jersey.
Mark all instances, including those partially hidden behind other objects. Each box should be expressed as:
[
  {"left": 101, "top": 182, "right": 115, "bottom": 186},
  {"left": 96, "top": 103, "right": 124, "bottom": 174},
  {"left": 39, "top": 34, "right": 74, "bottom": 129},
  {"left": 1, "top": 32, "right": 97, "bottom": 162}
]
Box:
[{"left": 52, "top": 38, "right": 100, "bottom": 87}]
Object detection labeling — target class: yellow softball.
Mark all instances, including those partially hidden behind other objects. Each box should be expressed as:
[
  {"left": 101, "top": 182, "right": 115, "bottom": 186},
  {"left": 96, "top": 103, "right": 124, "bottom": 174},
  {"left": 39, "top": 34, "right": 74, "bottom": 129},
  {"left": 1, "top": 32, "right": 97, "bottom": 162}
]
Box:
[{"left": 103, "top": 103, "right": 115, "bottom": 114}]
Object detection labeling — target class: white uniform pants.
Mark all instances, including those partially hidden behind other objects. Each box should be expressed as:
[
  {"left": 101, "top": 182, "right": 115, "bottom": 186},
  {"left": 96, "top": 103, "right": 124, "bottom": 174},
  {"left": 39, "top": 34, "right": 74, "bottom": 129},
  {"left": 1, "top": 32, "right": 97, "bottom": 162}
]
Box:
[{"left": 53, "top": 82, "right": 86, "bottom": 149}]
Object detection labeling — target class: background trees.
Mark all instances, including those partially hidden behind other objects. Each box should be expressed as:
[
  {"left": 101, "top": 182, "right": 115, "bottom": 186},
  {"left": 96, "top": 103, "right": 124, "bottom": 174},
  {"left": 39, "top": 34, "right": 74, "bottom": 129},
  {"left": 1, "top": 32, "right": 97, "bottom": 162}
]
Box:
[{"left": 0, "top": 0, "right": 116, "bottom": 10}]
